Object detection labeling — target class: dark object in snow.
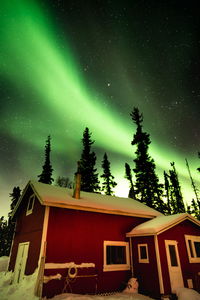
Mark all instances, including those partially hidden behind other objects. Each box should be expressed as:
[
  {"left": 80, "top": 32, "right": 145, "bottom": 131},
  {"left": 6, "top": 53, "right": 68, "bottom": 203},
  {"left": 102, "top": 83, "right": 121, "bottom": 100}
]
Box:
[{"left": 123, "top": 277, "right": 139, "bottom": 294}]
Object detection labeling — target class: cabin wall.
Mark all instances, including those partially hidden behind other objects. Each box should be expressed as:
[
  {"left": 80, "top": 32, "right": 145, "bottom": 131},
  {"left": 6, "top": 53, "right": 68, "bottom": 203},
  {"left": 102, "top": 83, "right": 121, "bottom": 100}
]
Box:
[
  {"left": 9, "top": 186, "right": 45, "bottom": 275},
  {"left": 158, "top": 219, "right": 200, "bottom": 294},
  {"left": 43, "top": 207, "right": 149, "bottom": 298},
  {"left": 131, "top": 236, "right": 160, "bottom": 299}
]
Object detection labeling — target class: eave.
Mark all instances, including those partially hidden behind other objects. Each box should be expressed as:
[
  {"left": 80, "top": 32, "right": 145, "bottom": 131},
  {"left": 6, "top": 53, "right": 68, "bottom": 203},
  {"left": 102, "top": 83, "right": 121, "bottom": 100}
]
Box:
[{"left": 126, "top": 213, "right": 200, "bottom": 237}]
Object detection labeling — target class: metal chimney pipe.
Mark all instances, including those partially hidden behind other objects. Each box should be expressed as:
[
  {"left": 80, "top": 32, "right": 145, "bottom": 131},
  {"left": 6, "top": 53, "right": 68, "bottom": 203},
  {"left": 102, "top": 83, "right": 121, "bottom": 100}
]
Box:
[{"left": 73, "top": 161, "right": 81, "bottom": 199}]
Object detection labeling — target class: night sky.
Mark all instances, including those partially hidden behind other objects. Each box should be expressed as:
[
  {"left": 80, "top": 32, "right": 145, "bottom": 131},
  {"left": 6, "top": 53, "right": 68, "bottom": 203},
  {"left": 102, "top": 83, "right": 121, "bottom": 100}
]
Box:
[{"left": 1, "top": 0, "right": 200, "bottom": 217}]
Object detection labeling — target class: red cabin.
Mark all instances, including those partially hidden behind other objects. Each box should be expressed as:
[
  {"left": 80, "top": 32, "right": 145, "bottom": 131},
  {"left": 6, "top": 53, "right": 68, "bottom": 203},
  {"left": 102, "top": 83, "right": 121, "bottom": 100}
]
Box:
[
  {"left": 8, "top": 181, "right": 200, "bottom": 299},
  {"left": 127, "top": 213, "right": 200, "bottom": 298}
]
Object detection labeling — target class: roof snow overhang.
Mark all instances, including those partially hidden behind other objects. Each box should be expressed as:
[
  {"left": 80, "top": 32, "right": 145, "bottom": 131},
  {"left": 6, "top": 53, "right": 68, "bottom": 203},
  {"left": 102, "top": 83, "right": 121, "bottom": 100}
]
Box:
[
  {"left": 12, "top": 181, "right": 162, "bottom": 219},
  {"left": 126, "top": 213, "right": 200, "bottom": 237}
]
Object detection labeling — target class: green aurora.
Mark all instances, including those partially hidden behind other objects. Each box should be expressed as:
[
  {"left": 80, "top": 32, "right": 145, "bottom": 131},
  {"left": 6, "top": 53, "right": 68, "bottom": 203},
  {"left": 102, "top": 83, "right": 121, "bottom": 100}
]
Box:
[{"left": 1, "top": 0, "right": 200, "bottom": 216}]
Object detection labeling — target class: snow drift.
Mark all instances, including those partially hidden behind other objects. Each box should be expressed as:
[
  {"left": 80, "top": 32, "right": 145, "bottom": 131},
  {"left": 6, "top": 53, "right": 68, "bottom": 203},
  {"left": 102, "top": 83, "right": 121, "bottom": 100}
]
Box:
[{"left": 1, "top": 256, "right": 200, "bottom": 300}]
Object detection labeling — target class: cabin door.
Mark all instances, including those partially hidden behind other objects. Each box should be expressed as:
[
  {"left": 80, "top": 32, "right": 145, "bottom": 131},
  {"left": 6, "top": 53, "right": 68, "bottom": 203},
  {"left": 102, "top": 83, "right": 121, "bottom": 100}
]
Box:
[
  {"left": 13, "top": 242, "right": 29, "bottom": 283},
  {"left": 165, "top": 240, "right": 184, "bottom": 293}
]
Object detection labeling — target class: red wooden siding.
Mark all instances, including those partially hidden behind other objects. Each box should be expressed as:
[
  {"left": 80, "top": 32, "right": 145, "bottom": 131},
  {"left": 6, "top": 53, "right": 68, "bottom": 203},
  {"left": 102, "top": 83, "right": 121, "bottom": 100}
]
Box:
[
  {"left": 43, "top": 207, "right": 149, "bottom": 298},
  {"left": 131, "top": 236, "right": 160, "bottom": 299},
  {"left": 9, "top": 185, "right": 45, "bottom": 275},
  {"left": 158, "top": 219, "right": 200, "bottom": 294}
]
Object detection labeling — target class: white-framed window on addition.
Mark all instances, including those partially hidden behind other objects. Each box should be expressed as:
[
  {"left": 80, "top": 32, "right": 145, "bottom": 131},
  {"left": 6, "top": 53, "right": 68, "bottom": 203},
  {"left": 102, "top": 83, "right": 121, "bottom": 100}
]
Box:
[
  {"left": 138, "top": 244, "right": 149, "bottom": 263},
  {"left": 26, "top": 194, "right": 35, "bottom": 216},
  {"left": 185, "top": 235, "right": 200, "bottom": 263},
  {"left": 103, "top": 241, "right": 130, "bottom": 272}
]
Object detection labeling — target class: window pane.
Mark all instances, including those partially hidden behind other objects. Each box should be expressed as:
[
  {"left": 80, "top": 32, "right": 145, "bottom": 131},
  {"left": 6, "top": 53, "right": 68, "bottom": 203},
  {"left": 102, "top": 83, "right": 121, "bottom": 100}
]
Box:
[
  {"left": 188, "top": 240, "right": 194, "bottom": 257},
  {"left": 106, "top": 246, "right": 126, "bottom": 265},
  {"left": 27, "top": 196, "right": 34, "bottom": 211},
  {"left": 194, "top": 242, "right": 200, "bottom": 258},
  {"left": 169, "top": 245, "right": 178, "bottom": 266},
  {"left": 140, "top": 246, "right": 147, "bottom": 259}
]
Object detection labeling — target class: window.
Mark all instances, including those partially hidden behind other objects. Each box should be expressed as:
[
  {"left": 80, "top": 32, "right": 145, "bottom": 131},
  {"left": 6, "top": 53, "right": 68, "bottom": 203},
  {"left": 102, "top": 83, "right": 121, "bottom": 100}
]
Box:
[
  {"left": 185, "top": 235, "right": 200, "bottom": 263},
  {"left": 138, "top": 244, "right": 149, "bottom": 263},
  {"left": 26, "top": 194, "right": 35, "bottom": 216},
  {"left": 168, "top": 245, "right": 178, "bottom": 266},
  {"left": 103, "top": 241, "right": 130, "bottom": 271}
]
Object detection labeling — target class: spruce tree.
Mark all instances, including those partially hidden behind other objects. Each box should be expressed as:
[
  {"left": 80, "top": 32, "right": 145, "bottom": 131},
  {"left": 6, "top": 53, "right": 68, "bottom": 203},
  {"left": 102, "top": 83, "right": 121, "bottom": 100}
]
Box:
[
  {"left": 125, "top": 163, "right": 136, "bottom": 199},
  {"left": 0, "top": 216, "right": 8, "bottom": 256},
  {"left": 101, "top": 153, "right": 117, "bottom": 195},
  {"left": 197, "top": 152, "right": 200, "bottom": 173},
  {"left": 190, "top": 199, "right": 200, "bottom": 220},
  {"left": 79, "top": 127, "right": 100, "bottom": 192},
  {"left": 9, "top": 186, "right": 21, "bottom": 216},
  {"left": 0, "top": 187, "right": 21, "bottom": 257},
  {"left": 55, "top": 176, "right": 72, "bottom": 188},
  {"left": 163, "top": 171, "right": 172, "bottom": 214},
  {"left": 169, "top": 162, "right": 185, "bottom": 213},
  {"left": 38, "top": 135, "right": 54, "bottom": 184},
  {"left": 6, "top": 187, "right": 21, "bottom": 255},
  {"left": 130, "top": 107, "right": 164, "bottom": 212}
]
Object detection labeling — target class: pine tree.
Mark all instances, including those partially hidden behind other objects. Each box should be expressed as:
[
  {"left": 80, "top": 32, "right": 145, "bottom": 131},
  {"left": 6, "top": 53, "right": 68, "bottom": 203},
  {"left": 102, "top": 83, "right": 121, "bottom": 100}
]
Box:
[
  {"left": 186, "top": 203, "right": 192, "bottom": 215},
  {"left": 79, "top": 127, "right": 100, "bottom": 192},
  {"left": 190, "top": 199, "right": 200, "bottom": 220},
  {"left": 8, "top": 187, "right": 21, "bottom": 217},
  {"left": 55, "top": 176, "right": 72, "bottom": 188},
  {"left": 101, "top": 153, "right": 117, "bottom": 195},
  {"left": 6, "top": 187, "right": 21, "bottom": 256},
  {"left": 169, "top": 162, "right": 185, "bottom": 213},
  {"left": 125, "top": 163, "right": 136, "bottom": 199},
  {"left": 197, "top": 152, "right": 200, "bottom": 173},
  {"left": 38, "top": 135, "right": 54, "bottom": 184},
  {"left": 0, "top": 187, "right": 21, "bottom": 257},
  {"left": 163, "top": 171, "right": 172, "bottom": 214},
  {"left": 130, "top": 107, "right": 164, "bottom": 212},
  {"left": 0, "top": 216, "right": 8, "bottom": 256}
]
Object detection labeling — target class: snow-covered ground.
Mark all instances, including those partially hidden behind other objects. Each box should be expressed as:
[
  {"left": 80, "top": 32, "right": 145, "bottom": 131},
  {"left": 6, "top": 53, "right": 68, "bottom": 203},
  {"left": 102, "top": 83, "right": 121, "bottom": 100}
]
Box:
[
  {"left": 50, "top": 293, "right": 154, "bottom": 300},
  {"left": 0, "top": 256, "right": 9, "bottom": 272},
  {"left": 0, "top": 257, "right": 200, "bottom": 300}
]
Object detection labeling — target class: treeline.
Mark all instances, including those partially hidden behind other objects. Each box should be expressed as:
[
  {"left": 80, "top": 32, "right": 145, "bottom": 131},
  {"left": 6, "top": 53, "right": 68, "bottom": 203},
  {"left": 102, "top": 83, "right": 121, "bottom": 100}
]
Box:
[
  {"left": 1, "top": 107, "right": 200, "bottom": 256},
  {"left": 37, "top": 130, "right": 117, "bottom": 195},
  {"left": 0, "top": 128, "right": 117, "bottom": 256}
]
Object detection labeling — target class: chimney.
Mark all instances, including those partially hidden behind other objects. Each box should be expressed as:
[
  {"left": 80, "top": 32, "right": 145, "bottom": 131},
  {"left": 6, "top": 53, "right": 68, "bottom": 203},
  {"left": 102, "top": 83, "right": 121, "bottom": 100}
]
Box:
[{"left": 73, "top": 161, "right": 81, "bottom": 199}]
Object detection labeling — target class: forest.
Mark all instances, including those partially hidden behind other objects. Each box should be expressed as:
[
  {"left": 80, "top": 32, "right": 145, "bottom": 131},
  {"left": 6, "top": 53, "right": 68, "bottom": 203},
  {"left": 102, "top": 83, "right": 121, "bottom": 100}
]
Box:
[{"left": 1, "top": 107, "right": 200, "bottom": 257}]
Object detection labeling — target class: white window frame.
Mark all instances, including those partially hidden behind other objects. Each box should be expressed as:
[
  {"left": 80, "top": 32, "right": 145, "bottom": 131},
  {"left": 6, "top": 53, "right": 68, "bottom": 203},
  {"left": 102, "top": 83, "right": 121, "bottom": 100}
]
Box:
[
  {"left": 185, "top": 235, "right": 200, "bottom": 263},
  {"left": 26, "top": 194, "right": 35, "bottom": 216},
  {"left": 138, "top": 243, "right": 149, "bottom": 263},
  {"left": 103, "top": 241, "right": 130, "bottom": 272}
]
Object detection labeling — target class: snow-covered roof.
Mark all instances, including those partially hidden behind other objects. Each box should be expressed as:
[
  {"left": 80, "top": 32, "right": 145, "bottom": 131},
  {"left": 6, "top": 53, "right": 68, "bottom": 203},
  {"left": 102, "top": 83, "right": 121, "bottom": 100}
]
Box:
[
  {"left": 16, "top": 181, "right": 162, "bottom": 218},
  {"left": 126, "top": 213, "right": 200, "bottom": 236}
]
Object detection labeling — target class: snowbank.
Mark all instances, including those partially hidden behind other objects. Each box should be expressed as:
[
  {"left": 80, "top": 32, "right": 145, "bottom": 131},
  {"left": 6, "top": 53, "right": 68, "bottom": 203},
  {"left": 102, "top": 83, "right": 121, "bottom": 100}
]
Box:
[
  {"left": 49, "top": 293, "right": 155, "bottom": 300},
  {"left": 0, "top": 256, "right": 9, "bottom": 272},
  {"left": 0, "top": 269, "right": 39, "bottom": 300},
  {"left": 175, "top": 287, "right": 200, "bottom": 300},
  {"left": 1, "top": 261, "right": 199, "bottom": 300},
  {"left": 1, "top": 268, "right": 200, "bottom": 300},
  {"left": 0, "top": 266, "right": 155, "bottom": 300}
]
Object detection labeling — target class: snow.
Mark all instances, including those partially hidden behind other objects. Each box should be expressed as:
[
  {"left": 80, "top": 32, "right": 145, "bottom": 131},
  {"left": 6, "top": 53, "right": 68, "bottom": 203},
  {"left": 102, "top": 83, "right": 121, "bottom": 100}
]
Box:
[
  {"left": 0, "top": 265, "right": 38, "bottom": 300},
  {"left": 175, "top": 287, "right": 200, "bottom": 300},
  {"left": 0, "top": 257, "right": 154, "bottom": 300},
  {"left": 1, "top": 257, "right": 200, "bottom": 300},
  {"left": 0, "top": 256, "right": 9, "bottom": 272},
  {"left": 44, "top": 273, "right": 62, "bottom": 284},
  {"left": 50, "top": 293, "right": 155, "bottom": 300},
  {"left": 126, "top": 213, "right": 200, "bottom": 236},
  {"left": 19, "top": 181, "right": 161, "bottom": 219},
  {"left": 45, "top": 262, "right": 95, "bottom": 269}
]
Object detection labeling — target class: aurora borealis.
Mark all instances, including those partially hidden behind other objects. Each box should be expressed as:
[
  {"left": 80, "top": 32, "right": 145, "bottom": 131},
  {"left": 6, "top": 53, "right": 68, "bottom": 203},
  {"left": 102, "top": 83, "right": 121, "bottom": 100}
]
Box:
[{"left": 1, "top": 0, "right": 200, "bottom": 217}]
